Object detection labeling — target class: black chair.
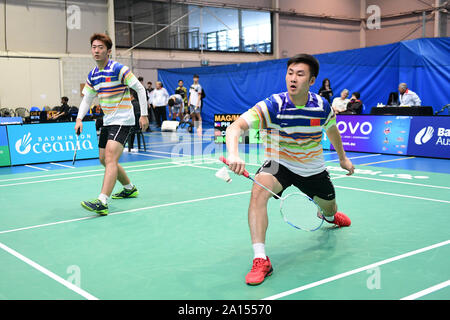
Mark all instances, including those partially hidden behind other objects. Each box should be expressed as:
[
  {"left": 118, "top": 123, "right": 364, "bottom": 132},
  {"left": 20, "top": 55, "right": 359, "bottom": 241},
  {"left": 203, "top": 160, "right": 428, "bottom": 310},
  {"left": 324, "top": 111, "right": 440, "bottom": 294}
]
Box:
[
  {"left": 69, "top": 106, "right": 78, "bottom": 121},
  {"left": 387, "top": 92, "right": 399, "bottom": 106},
  {"left": 127, "top": 127, "right": 146, "bottom": 152}
]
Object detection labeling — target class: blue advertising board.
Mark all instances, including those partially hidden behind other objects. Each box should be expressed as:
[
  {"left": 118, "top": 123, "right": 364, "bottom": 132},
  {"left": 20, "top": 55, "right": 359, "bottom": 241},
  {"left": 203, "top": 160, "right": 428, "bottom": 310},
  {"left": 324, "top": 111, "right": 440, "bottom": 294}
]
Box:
[
  {"left": 321, "top": 128, "right": 331, "bottom": 150},
  {"left": 0, "top": 125, "right": 11, "bottom": 166},
  {"left": 0, "top": 117, "right": 23, "bottom": 125},
  {"left": 332, "top": 115, "right": 412, "bottom": 155},
  {"left": 407, "top": 116, "right": 450, "bottom": 159},
  {"left": 7, "top": 122, "right": 99, "bottom": 165}
]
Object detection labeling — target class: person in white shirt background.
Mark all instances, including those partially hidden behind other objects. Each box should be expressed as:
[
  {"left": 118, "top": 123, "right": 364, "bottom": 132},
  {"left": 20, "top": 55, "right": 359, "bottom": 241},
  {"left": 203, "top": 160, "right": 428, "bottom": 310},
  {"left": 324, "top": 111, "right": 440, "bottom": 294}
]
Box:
[
  {"left": 188, "top": 74, "right": 203, "bottom": 136},
  {"left": 149, "top": 81, "right": 169, "bottom": 127},
  {"left": 398, "top": 83, "right": 421, "bottom": 106},
  {"left": 331, "top": 89, "right": 350, "bottom": 114}
]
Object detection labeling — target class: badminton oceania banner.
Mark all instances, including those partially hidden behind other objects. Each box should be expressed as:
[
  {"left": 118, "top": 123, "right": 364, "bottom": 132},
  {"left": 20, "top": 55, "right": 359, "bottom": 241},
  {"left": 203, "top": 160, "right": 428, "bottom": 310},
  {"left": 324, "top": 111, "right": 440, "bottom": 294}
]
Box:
[{"left": 7, "top": 122, "right": 99, "bottom": 165}]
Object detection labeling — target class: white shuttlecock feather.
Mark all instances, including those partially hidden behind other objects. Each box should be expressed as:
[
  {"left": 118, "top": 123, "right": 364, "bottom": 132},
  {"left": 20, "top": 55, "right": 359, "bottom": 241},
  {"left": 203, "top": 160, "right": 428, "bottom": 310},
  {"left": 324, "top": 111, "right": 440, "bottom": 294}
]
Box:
[{"left": 215, "top": 167, "right": 232, "bottom": 183}]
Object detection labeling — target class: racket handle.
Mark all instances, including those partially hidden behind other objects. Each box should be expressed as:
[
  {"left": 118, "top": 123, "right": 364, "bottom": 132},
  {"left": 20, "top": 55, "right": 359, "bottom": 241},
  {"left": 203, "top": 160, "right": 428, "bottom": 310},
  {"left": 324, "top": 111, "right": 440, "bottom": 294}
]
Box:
[{"left": 219, "top": 156, "right": 250, "bottom": 178}]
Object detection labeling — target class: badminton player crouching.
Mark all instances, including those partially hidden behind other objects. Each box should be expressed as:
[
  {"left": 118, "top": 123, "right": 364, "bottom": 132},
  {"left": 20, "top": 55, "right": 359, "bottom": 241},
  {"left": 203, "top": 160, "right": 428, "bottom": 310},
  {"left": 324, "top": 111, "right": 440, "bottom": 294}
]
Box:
[
  {"left": 224, "top": 54, "right": 355, "bottom": 286},
  {"left": 75, "top": 33, "right": 149, "bottom": 215}
]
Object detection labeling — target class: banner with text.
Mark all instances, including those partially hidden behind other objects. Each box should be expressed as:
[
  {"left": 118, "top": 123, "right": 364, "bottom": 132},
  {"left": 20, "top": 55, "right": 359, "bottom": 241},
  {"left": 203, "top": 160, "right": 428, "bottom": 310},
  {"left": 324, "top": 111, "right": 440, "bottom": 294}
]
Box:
[
  {"left": 407, "top": 116, "right": 450, "bottom": 159},
  {"left": 7, "top": 122, "right": 99, "bottom": 165},
  {"left": 332, "top": 115, "right": 412, "bottom": 156}
]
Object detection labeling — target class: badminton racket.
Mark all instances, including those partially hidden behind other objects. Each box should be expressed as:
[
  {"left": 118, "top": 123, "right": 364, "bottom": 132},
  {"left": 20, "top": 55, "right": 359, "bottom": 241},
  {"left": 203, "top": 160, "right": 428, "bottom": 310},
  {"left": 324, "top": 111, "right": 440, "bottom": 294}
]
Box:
[
  {"left": 219, "top": 156, "right": 324, "bottom": 231},
  {"left": 72, "top": 127, "right": 81, "bottom": 165}
]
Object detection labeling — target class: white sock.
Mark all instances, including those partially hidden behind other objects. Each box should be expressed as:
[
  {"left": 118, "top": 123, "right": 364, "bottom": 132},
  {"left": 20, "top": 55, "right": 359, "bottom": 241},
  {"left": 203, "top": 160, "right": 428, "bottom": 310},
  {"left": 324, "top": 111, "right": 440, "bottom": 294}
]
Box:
[
  {"left": 253, "top": 243, "right": 267, "bottom": 260},
  {"left": 98, "top": 193, "right": 109, "bottom": 205},
  {"left": 123, "top": 183, "right": 134, "bottom": 190},
  {"left": 324, "top": 215, "right": 335, "bottom": 222}
]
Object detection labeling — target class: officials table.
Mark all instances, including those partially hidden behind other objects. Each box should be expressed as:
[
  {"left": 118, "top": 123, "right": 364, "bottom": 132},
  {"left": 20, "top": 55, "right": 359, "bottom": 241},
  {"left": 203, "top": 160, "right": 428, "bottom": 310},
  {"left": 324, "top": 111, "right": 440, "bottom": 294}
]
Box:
[{"left": 370, "top": 106, "right": 433, "bottom": 116}]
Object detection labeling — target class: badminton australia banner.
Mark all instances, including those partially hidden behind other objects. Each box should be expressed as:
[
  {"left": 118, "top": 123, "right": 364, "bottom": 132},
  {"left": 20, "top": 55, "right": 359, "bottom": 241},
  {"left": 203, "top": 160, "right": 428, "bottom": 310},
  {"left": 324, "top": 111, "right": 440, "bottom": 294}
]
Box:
[
  {"left": 7, "top": 122, "right": 99, "bottom": 165},
  {"left": 407, "top": 116, "right": 450, "bottom": 159}
]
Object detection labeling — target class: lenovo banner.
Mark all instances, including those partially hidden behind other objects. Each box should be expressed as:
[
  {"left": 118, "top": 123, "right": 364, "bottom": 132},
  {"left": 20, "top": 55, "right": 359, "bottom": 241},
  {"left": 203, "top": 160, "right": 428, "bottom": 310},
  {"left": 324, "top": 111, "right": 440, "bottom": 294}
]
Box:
[{"left": 332, "top": 115, "right": 412, "bottom": 155}]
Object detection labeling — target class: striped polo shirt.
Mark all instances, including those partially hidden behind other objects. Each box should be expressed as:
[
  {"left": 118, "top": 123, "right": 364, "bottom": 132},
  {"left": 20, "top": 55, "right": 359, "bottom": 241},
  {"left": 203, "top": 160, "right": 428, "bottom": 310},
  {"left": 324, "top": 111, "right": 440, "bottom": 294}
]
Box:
[
  {"left": 241, "top": 91, "right": 336, "bottom": 177},
  {"left": 82, "top": 60, "right": 139, "bottom": 126}
]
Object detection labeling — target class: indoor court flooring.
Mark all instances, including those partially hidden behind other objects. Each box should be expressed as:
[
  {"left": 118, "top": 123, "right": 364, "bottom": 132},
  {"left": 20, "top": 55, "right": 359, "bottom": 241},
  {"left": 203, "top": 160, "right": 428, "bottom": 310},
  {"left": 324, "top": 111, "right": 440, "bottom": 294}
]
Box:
[{"left": 0, "top": 129, "right": 449, "bottom": 300}]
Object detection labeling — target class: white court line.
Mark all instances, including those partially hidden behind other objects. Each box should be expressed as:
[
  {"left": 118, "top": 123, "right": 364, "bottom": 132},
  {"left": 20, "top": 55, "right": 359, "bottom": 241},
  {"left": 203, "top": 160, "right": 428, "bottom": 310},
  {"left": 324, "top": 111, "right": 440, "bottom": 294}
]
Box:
[
  {"left": 0, "top": 156, "right": 212, "bottom": 185},
  {"left": 0, "top": 164, "right": 185, "bottom": 187},
  {"left": 327, "top": 153, "right": 382, "bottom": 162},
  {"left": 144, "top": 139, "right": 208, "bottom": 148},
  {"left": 25, "top": 165, "right": 49, "bottom": 171},
  {"left": 263, "top": 240, "right": 450, "bottom": 300},
  {"left": 166, "top": 161, "right": 450, "bottom": 203},
  {"left": 50, "top": 162, "right": 75, "bottom": 169},
  {"left": 400, "top": 280, "right": 450, "bottom": 300},
  {"left": 140, "top": 149, "right": 198, "bottom": 157},
  {"left": 0, "top": 191, "right": 251, "bottom": 235},
  {"left": 173, "top": 156, "right": 450, "bottom": 190},
  {"left": 335, "top": 174, "right": 450, "bottom": 190},
  {"left": 335, "top": 185, "right": 450, "bottom": 204},
  {"left": 126, "top": 151, "right": 178, "bottom": 159},
  {"left": 0, "top": 156, "right": 203, "bottom": 183},
  {"left": 0, "top": 241, "right": 98, "bottom": 300},
  {"left": 127, "top": 152, "right": 219, "bottom": 168}
]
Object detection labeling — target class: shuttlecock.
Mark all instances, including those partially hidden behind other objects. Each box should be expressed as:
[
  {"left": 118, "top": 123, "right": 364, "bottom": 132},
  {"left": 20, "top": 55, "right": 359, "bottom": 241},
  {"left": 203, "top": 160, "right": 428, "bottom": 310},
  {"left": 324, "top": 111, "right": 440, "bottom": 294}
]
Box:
[{"left": 215, "top": 167, "right": 232, "bottom": 183}]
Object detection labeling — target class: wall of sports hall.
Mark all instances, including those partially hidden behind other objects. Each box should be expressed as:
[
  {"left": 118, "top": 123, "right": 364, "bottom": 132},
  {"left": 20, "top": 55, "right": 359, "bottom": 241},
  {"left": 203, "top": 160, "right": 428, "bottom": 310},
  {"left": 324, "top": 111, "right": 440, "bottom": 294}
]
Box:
[{"left": 0, "top": 0, "right": 448, "bottom": 109}]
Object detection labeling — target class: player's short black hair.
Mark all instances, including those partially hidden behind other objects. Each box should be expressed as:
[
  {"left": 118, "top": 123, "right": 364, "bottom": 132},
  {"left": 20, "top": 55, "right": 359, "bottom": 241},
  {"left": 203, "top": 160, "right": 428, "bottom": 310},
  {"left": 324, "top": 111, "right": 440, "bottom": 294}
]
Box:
[
  {"left": 352, "top": 92, "right": 360, "bottom": 99},
  {"left": 168, "top": 98, "right": 175, "bottom": 107},
  {"left": 287, "top": 53, "right": 320, "bottom": 78}
]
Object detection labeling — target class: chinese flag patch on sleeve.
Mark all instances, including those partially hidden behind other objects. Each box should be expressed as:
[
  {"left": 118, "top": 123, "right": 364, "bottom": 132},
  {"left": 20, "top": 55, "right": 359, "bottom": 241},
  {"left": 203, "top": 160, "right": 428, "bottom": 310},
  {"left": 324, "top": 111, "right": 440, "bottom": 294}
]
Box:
[{"left": 310, "top": 119, "right": 321, "bottom": 126}]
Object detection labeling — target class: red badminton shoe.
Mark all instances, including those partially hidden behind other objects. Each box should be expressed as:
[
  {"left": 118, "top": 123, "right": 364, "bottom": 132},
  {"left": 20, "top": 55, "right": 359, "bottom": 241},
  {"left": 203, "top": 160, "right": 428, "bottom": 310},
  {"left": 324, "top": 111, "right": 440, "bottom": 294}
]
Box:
[
  {"left": 323, "top": 211, "right": 351, "bottom": 227},
  {"left": 245, "top": 257, "right": 273, "bottom": 286}
]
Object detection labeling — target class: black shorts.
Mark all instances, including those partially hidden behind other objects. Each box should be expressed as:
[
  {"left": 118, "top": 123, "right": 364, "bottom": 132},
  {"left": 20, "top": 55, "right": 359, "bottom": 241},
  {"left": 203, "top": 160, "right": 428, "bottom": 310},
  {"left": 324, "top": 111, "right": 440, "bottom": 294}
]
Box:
[
  {"left": 256, "top": 160, "right": 336, "bottom": 201},
  {"left": 98, "top": 125, "right": 133, "bottom": 149}
]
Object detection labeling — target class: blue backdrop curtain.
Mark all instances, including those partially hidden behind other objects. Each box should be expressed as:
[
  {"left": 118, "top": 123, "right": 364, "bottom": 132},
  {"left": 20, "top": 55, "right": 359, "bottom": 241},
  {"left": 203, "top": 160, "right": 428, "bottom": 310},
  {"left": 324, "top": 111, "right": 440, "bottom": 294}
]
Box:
[{"left": 158, "top": 37, "right": 450, "bottom": 127}]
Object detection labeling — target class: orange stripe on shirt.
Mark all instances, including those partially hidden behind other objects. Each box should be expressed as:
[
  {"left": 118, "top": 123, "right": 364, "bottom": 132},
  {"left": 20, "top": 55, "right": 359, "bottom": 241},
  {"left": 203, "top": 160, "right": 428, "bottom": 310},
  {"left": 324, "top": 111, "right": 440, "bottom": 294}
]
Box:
[{"left": 266, "top": 147, "right": 323, "bottom": 161}]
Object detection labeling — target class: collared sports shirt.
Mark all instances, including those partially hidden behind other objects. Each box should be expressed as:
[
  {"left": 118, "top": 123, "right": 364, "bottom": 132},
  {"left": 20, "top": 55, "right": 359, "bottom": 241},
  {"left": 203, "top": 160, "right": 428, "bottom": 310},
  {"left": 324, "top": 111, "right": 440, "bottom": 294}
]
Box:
[
  {"left": 241, "top": 91, "right": 336, "bottom": 177},
  {"left": 82, "top": 60, "right": 139, "bottom": 126}
]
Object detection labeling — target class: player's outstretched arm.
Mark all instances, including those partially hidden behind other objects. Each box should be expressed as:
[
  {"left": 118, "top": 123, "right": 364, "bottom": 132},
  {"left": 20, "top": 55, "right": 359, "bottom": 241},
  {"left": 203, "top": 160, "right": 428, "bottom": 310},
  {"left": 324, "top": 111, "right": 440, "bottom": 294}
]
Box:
[
  {"left": 326, "top": 125, "right": 355, "bottom": 176},
  {"left": 225, "top": 117, "right": 249, "bottom": 176}
]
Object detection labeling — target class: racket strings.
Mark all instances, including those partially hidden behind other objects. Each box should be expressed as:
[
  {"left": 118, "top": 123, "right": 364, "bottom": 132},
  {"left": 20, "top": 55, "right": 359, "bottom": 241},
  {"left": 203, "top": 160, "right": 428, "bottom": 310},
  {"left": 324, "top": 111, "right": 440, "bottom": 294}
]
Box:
[{"left": 280, "top": 193, "right": 324, "bottom": 231}]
